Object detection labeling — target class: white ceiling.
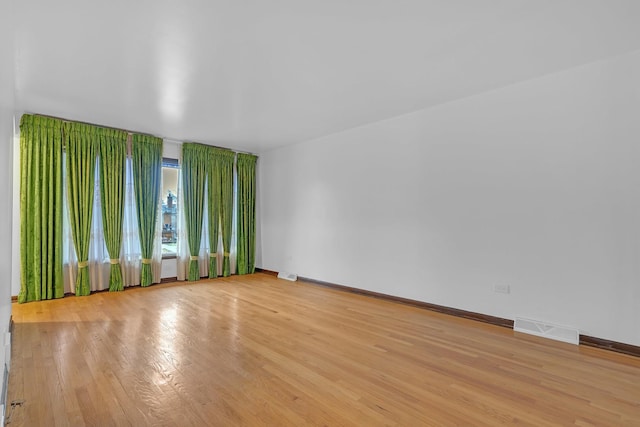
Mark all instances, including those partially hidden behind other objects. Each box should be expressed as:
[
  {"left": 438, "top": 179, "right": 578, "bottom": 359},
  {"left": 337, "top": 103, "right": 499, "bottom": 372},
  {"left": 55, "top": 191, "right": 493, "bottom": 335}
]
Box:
[{"left": 13, "top": 0, "right": 640, "bottom": 153}]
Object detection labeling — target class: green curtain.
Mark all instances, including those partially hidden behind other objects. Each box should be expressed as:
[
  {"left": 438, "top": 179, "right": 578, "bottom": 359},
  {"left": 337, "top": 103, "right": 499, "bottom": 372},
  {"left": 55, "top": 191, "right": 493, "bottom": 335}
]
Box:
[
  {"left": 132, "top": 134, "right": 163, "bottom": 286},
  {"left": 207, "top": 148, "right": 236, "bottom": 278},
  {"left": 19, "top": 115, "right": 65, "bottom": 303},
  {"left": 182, "top": 143, "right": 208, "bottom": 281},
  {"left": 65, "top": 122, "right": 98, "bottom": 296},
  {"left": 206, "top": 149, "right": 221, "bottom": 278},
  {"left": 99, "top": 128, "right": 128, "bottom": 291},
  {"left": 236, "top": 153, "right": 257, "bottom": 275},
  {"left": 219, "top": 150, "right": 235, "bottom": 276}
]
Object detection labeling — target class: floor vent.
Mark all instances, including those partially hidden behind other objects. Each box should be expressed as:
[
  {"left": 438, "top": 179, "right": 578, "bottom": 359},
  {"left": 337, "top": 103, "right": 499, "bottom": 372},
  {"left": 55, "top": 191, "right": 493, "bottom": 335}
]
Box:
[
  {"left": 277, "top": 272, "right": 298, "bottom": 282},
  {"left": 514, "top": 317, "right": 579, "bottom": 345}
]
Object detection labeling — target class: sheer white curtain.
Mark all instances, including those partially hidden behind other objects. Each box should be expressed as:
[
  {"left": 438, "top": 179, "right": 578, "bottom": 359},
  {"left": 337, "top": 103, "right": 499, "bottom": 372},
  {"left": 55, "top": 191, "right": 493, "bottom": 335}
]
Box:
[
  {"left": 121, "top": 157, "right": 142, "bottom": 288},
  {"left": 121, "top": 157, "right": 162, "bottom": 286},
  {"left": 176, "top": 167, "right": 238, "bottom": 281},
  {"left": 63, "top": 155, "right": 162, "bottom": 293}
]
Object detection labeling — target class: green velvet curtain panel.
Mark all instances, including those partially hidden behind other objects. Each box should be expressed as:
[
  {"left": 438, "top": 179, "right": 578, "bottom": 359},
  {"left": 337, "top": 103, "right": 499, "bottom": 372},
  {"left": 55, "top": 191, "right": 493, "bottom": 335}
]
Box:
[
  {"left": 219, "top": 151, "right": 235, "bottom": 276},
  {"left": 65, "top": 122, "right": 98, "bottom": 296},
  {"left": 182, "top": 143, "right": 208, "bottom": 281},
  {"left": 132, "top": 134, "right": 163, "bottom": 286},
  {"left": 205, "top": 148, "right": 236, "bottom": 278},
  {"left": 99, "top": 128, "right": 128, "bottom": 291},
  {"left": 19, "top": 115, "right": 65, "bottom": 303},
  {"left": 206, "top": 149, "right": 221, "bottom": 278},
  {"left": 236, "top": 153, "right": 257, "bottom": 275}
]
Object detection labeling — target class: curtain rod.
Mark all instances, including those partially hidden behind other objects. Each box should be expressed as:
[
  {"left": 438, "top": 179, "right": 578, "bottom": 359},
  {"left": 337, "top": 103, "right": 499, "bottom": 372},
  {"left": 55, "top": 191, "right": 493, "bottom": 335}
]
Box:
[
  {"left": 32, "top": 113, "right": 155, "bottom": 138},
  {"left": 184, "top": 141, "right": 256, "bottom": 156},
  {"left": 29, "top": 112, "right": 257, "bottom": 156}
]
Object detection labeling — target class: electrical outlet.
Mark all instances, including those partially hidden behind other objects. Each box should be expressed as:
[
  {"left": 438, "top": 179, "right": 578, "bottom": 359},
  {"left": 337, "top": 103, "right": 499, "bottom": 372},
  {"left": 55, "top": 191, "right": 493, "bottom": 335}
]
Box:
[{"left": 494, "top": 284, "right": 510, "bottom": 294}]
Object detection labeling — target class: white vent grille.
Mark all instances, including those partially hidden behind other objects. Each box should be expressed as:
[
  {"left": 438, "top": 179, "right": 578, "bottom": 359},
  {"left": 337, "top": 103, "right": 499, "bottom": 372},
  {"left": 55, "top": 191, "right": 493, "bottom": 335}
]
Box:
[
  {"left": 277, "top": 272, "right": 298, "bottom": 282},
  {"left": 514, "top": 317, "right": 579, "bottom": 345}
]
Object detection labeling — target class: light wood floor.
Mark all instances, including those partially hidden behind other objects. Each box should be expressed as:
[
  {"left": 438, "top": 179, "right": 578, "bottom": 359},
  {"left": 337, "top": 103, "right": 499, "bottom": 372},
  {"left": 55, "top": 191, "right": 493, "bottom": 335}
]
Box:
[{"left": 7, "top": 273, "right": 640, "bottom": 426}]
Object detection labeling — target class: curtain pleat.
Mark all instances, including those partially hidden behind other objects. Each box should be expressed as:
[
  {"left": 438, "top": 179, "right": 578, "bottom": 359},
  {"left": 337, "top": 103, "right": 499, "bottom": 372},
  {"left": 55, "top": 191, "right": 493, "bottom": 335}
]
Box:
[
  {"left": 19, "top": 115, "right": 65, "bottom": 303},
  {"left": 99, "top": 128, "right": 128, "bottom": 291},
  {"left": 236, "top": 153, "right": 257, "bottom": 275},
  {"left": 65, "top": 122, "right": 98, "bottom": 296},
  {"left": 132, "top": 134, "right": 163, "bottom": 286},
  {"left": 182, "top": 143, "right": 208, "bottom": 281}
]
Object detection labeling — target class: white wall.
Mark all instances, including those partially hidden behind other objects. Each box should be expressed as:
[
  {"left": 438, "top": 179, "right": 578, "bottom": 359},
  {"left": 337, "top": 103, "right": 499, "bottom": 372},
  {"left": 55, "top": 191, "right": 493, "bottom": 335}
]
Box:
[
  {"left": 0, "top": 0, "right": 15, "bottom": 408},
  {"left": 259, "top": 50, "right": 640, "bottom": 346}
]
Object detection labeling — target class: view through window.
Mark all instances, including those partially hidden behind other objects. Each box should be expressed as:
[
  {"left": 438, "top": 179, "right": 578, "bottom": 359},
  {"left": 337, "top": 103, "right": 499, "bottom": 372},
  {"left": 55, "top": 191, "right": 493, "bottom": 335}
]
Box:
[{"left": 162, "top": 158, "right": 179, "bottom": 257}]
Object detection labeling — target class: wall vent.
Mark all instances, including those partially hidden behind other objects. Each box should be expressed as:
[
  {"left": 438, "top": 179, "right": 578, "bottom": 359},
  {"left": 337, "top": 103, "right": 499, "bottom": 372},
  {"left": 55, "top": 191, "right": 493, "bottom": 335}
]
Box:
[
  {"left": 277, "top": 272, "right": 298, "bottom": 282},
  {"left": 514, "top": 317, "right": 579, "bottom": 345}
]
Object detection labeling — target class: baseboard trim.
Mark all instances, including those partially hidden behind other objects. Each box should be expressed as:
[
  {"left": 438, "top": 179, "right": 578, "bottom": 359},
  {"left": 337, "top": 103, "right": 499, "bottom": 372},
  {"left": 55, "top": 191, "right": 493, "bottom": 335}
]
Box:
[
  {"left": 255, "top": 270, "right": 640, "bottom": 358},
  {"left": 579, "top": 335, "right": 640, "bottom": 357},
  {"left": 255, "top": 268, "right": 278, "bottom": 277},
  {"left": 299, "top": 275, "right": 515, "bottom": 329}
]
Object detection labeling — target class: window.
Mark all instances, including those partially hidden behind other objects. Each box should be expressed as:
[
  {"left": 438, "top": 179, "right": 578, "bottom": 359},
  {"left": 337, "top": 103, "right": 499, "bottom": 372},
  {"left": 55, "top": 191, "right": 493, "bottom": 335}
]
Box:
[{"left": 161, "top": 158, "right": 179, "bottom": 258}]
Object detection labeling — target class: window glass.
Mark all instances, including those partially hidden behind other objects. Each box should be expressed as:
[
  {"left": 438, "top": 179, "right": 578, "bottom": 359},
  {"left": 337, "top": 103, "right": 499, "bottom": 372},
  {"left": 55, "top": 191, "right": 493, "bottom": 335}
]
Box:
[{"left": 162, "top": 158, "right": 179, "bottom": 257}]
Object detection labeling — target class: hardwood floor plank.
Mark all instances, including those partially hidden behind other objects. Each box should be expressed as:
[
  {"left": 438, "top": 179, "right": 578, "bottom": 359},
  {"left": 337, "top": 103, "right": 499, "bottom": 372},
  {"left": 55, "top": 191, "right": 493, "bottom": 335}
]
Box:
[{"left": 7, "top": 273, "right": 640, "bottom": 426}]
